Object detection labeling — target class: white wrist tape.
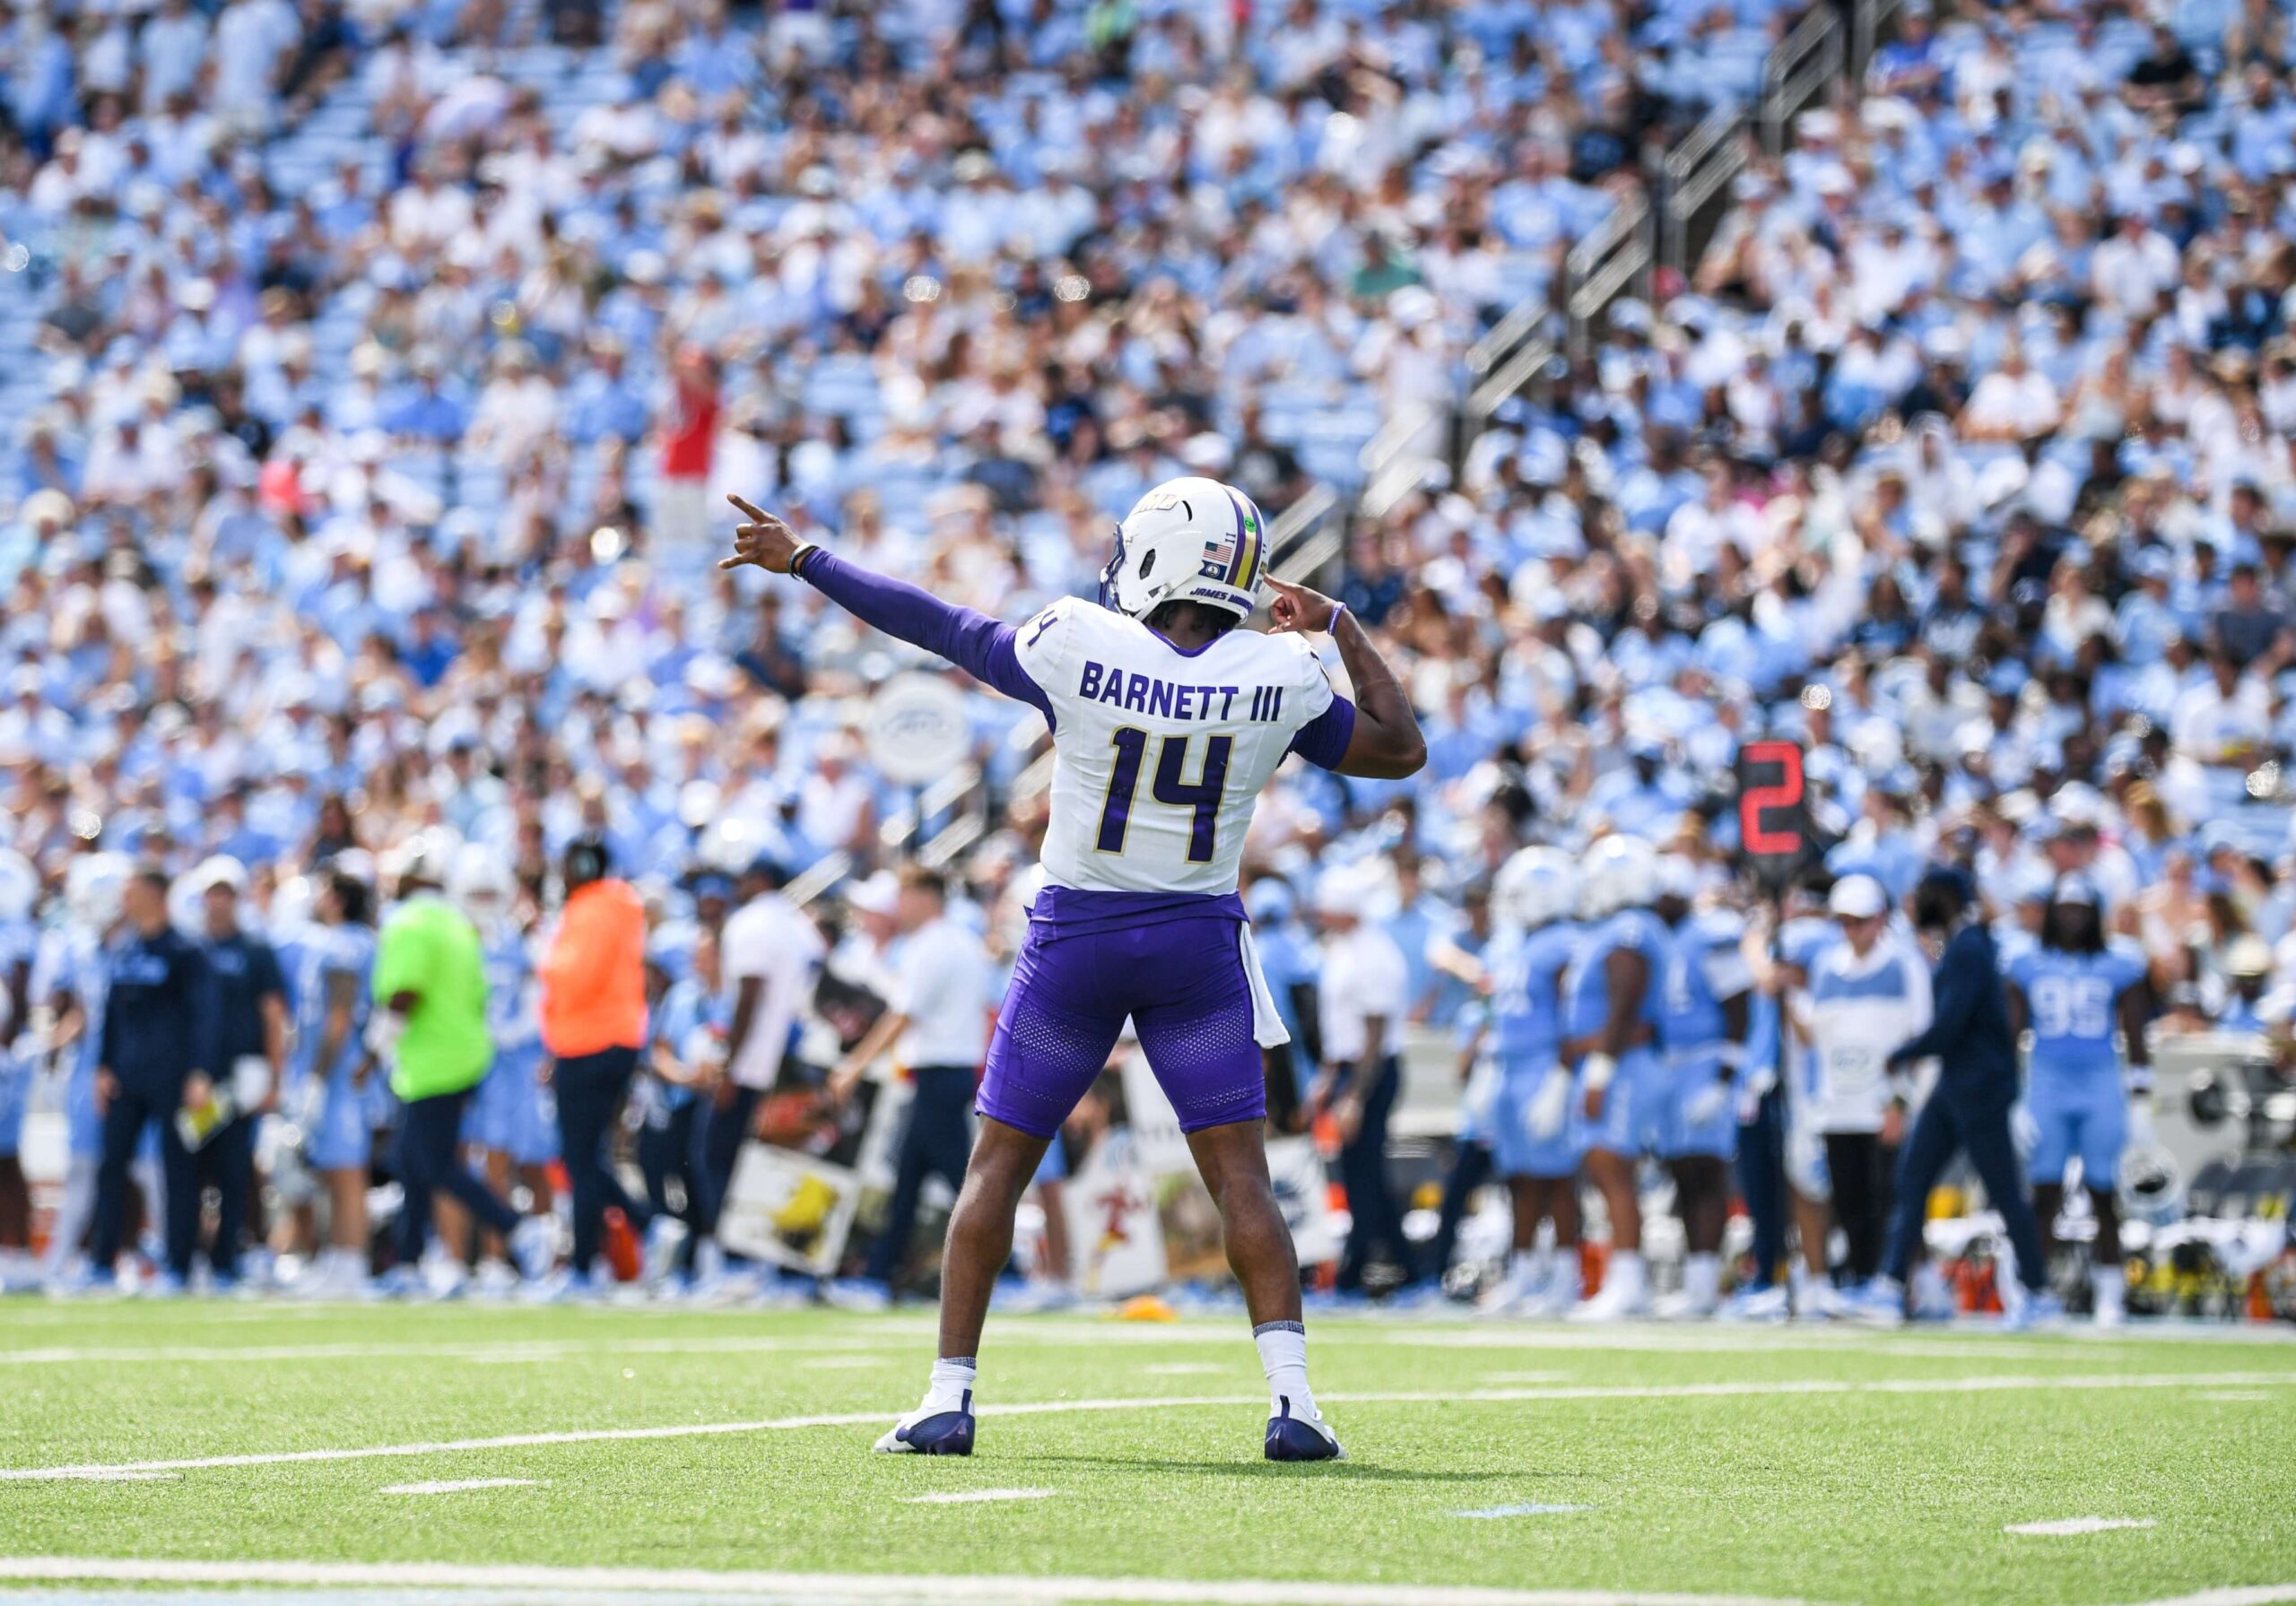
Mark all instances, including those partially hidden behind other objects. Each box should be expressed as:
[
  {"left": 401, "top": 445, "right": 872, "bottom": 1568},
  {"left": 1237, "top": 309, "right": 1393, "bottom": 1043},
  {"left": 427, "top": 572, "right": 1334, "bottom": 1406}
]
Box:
[
  {"left": 1718, "top": 1043, "right": 1748, "bottom": 1074},
  {"left": 1582, "top": 1052, "right": 1617, "bottom": 1092}
]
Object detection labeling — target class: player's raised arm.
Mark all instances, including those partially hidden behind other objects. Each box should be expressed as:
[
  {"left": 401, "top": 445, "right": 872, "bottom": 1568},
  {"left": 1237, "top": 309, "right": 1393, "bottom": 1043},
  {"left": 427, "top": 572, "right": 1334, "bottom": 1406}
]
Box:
[
  {"left": 722, "top": 494, "right": 1052, "bottom": 721},
  {"left": 1265, "top": 576, "right": 1426, "bottom": 779}
]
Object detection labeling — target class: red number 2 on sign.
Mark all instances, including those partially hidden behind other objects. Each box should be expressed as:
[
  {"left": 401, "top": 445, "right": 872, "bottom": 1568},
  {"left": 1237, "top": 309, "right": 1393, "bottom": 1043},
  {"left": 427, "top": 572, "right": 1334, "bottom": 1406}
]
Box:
[{"left": 1739, "top": 740, "right": 1805, "bottom": 856}]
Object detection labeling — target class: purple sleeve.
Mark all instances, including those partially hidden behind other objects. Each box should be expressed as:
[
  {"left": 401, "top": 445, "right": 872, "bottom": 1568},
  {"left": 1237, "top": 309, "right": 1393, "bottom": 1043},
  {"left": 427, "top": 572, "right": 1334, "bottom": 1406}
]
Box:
[
  {"left": 797, "top": 550, "right": 1055, "bottom": 729},
  {"left": 1288, "top": 693, "right": 1357, "bottom": 771}
]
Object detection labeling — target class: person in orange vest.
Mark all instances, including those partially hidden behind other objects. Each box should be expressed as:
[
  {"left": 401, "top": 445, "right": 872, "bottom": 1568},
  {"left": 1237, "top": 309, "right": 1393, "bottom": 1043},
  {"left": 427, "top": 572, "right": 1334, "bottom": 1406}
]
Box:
[{"left": 537, "top": 833, "right": 654, "bottom": 1295}]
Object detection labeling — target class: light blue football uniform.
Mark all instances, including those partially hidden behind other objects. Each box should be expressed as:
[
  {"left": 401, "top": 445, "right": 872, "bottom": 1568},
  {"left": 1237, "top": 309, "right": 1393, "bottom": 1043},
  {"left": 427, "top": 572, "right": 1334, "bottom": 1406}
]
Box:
[
  {"left": 2006, "top": 942, "right": 2149, "bottom": 1185},
  {"left": 0, "top": 917, "right": 38, "bottom": 1159},
  {"left": 290, "top": 924, "right": 376, "bottom": 1172},
  {"left": 1488, "top": 919, "right": 1583, "bottom": 1178},
  {"left": 32, "top": 925, "right": 114, "bottom": 1161},
  {"left": 1657, "top": 910, "right": 1752, "bottom": 1159},
  {"left": 1565, "top": 907, "right": 1669, "bottom": 1157},
  {"left": 1757, "top": 916, "right": 1839, "bottom": 1118},
  {"left": 465, "top": 926, "right": 558, "bottom": 1165}
]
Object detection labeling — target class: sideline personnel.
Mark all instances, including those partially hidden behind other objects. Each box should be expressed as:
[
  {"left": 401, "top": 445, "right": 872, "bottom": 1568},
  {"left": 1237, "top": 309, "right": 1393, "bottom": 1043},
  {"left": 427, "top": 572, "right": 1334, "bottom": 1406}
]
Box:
[
  {"left": 1848, "top": 865, "right": 2058, "bottom": 1327},
  {"left": 371, "top": 846, "right": 551, "bottom": 1291},
  {"left": 88, "top": 865, "right": 216, "bottom": 1292},
  {"left": 825, "top": 867, "right": 995, "bottom": 1306},
  {"left": 539, "top": 833, "right": 652, "bottom": 1289},
  {"left": 190, "top": 856, "right": 286, "bottom": 1289}
]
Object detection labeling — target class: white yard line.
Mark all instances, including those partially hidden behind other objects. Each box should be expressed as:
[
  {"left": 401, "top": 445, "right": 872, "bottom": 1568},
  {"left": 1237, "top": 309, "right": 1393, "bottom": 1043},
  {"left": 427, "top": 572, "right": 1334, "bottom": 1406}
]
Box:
[
  {"left": 378, "top": 1480, "right": 542, "bottom": 1497},
  {"left": 0, "top": 1335, "right": 935, "bottom": 1368},
  {"left": 2116, "top": 1589, "right": 2296, "bottom": 1606},
  {"left": 903, "top": 1488, "right": 1057, "bottom": 1506},
  {"left": 8, "top": 1315, "right": 2293, "bottom": 1369},
  {"left": 4, "top": 1372, "right": 2290, "bottom": 1483},
  {"left": 2005, "top": 1518, "right": 2156, "bottom": 1537},
  {"left": 0, "top": 1558, "right": 1820, "bottom": 1606},
  {"left": 1457, "top": 1503, "right": 1592, "bottom": 1519}
]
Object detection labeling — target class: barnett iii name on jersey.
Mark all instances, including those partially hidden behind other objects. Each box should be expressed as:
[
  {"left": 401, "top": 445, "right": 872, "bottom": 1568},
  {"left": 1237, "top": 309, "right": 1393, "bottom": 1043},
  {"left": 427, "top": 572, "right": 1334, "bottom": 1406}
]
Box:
[{"left": 1013, "top": 597, "right": 1352, "bottom": 897}]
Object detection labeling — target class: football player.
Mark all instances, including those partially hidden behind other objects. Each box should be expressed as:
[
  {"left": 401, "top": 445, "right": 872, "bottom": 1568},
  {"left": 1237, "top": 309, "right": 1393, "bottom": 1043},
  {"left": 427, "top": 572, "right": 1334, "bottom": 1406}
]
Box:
[
  {"left": 35, "top": 853, "right": 133, "bottom": 1286},
  {"left": 0, "top": 850, "right": 38, "bottom": 1286},
  {"left": 2004, "top": 874, "right": 2152, "bottom": 1325},
  {"left": 455, "top": 844, "right": 560, "bottom": 1293},
  {"left": 721, "top": 479, "right": 1425, "bottom": 1461},
  {"left": 1561, "top": 834, "right": 1667, "bottom": 1321},
  {"left": 1652, "top": 856, "right": 1754, "bottom": 1319},
  {"left": 1476, "top": 846, "right": 1585, "bottom": 1316},
  {"left": 286, "top": 864, "right": 378, "bottom": 1298}
]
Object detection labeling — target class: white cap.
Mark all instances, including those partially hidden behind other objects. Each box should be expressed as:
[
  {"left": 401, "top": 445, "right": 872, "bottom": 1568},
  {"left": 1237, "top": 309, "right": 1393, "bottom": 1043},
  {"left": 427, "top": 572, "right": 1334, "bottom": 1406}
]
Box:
[
  {"left": 848, "top": 871, "right": 899, "bottom": 918},
  {"left": 188, "top": 855, "right": 248, "bottom": 894},
  {"left": 1829, "top": 874, "right": 1888, "bottom": 919}
]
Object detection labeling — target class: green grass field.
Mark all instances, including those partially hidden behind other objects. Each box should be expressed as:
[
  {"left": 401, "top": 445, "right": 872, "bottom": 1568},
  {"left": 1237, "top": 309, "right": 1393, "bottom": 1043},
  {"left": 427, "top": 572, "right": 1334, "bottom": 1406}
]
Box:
[{"left": 1, "top": 1300, "right": 2292, "bottom": 1606}]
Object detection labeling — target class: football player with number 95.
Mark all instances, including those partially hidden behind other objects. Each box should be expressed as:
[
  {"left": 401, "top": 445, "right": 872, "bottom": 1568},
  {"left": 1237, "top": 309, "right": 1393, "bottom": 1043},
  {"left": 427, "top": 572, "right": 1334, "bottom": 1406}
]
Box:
[{"left": 721, "top": 479, "right": 1424, "bottom": 1462}]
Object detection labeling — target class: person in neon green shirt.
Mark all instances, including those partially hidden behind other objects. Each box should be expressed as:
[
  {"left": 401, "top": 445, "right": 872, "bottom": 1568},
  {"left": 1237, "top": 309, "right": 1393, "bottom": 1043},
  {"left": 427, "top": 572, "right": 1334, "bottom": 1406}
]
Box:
[{"left": 369, "top": 838, "right": 552, "bottom": 1292}]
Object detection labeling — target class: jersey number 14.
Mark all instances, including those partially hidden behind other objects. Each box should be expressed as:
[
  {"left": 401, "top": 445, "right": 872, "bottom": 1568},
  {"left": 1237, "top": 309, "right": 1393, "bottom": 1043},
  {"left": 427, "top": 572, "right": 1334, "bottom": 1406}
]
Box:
[{"left": 1096, "top": 727, "right": 1233, "bottom": 863}]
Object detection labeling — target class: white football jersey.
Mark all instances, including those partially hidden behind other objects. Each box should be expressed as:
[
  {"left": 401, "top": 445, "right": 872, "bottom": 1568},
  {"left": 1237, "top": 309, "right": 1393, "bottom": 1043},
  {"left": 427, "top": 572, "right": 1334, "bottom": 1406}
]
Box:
[{"left": 1013, "top": 597, "right": 1344, "bottom": 897}]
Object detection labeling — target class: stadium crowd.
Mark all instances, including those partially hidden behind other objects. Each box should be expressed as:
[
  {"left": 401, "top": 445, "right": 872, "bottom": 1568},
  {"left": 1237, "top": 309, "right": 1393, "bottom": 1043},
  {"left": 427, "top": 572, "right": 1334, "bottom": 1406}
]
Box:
[{"left": 0, "top": 0, "right": 2292, "bottom": 1312}]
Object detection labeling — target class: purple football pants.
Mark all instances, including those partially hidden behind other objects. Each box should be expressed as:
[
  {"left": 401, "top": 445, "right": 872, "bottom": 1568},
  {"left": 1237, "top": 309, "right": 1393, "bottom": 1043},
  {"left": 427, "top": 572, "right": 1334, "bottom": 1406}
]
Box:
[{"left": 978, "top": 915, "right": 1268, "bottom": 1138}]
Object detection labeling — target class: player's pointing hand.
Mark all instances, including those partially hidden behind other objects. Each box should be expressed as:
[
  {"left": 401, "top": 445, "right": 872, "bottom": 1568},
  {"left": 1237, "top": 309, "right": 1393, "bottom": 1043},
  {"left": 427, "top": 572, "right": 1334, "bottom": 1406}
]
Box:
[
  {"left": 720, "top": 495, "right": 803, "bottom": 574},
  {"left": 1265, "top": 576, "right": 1343, "bottom": 635}
]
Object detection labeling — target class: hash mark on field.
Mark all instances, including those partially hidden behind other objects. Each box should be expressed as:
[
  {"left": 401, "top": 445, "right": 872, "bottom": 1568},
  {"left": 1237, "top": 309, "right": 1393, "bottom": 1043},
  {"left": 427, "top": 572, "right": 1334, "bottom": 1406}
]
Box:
[
  {"left": 1457, "top": 1503, "right": 1590, "bottom": 1519},
  {"left": 904, "top": 1488, "right": 1056, "bottom": 1506},
  {"left": 378, "top": 1479, "right": 541, "bottom": 1497},
  {"left": 2005, "top": 1517, "right": 2156, "bottom": 1536}
]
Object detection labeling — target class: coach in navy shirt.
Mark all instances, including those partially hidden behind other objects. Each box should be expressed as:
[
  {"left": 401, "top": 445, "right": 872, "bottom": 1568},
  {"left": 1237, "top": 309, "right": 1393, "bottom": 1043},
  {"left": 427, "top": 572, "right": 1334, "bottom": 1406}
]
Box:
[
  {"left": 90, "top": 865, "right": 218, "bottom": 1291},
  {"left": 1852, "top": 866, "right": 2054, "bottom": 1325},
  {"left": 192, "top": 857, "right": 286, "bottom": 1288}
]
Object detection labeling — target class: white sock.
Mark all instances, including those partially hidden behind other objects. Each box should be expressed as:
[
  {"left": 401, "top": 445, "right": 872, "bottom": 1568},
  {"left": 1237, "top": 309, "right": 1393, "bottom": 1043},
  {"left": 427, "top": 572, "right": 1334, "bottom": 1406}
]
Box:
[
  {"left": 1608, "top": 1250, "right": 1647, "bottom": 1298},
  {"left": 2092, "top": 1265, "right": 2125, "bottom": 1314},
  {"left": 922, "top": 1356, "right": 976, "bottom": 1417},
  {"left": 1254, "top": 1321, "right": 1316, "bottom": 1420},
  {"left": 1509, "top": 1248, "right": 1539, "bottom": 1283},
  {"left": 1550, "top": 1246, "right": 1578, "bottom": 1298},
  {"left": 1683, "top": 1253, "right": 1720, "bottom": 1310}
]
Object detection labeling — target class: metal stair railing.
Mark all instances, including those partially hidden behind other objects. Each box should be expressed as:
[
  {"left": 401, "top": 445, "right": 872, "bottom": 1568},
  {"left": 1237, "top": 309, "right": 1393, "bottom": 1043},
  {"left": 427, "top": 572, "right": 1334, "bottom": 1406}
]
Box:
[
  {"left": 1662, "top": 101, "right": 1752, "bottom": 273},
  {"left": 1760, "top": 4, "right": 1844, "bottom": 155},
  {"left": 1564, "top": 188, "right": 1654, "bottom": 357},
  {"left": 1850, "top": 0, "right": 1908, "bottom": 86},
  {"left": 1356, "top": 401, "right": 1444, "bottom": 521}
]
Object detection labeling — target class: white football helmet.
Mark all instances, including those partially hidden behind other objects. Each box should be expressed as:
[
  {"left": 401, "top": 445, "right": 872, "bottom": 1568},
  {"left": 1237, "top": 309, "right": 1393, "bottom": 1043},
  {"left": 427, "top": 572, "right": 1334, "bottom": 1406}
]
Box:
[
  {"left": 1494, "top": 846, "right": 1578, "bottom": 932},
  {"left": 1102, "top": 476, "right": 1270, "bottom": 624},
  {"left": 448, "top": 842, "right": 515, "bottom": 913},
  {"left": 65, "top": 852, "right": 133, "bottom": 931},
  {"left": 0, "top": 848, "right": 38, "bottom": 924},
  {"left": 1579, "top": 834, "right": 1660, "bottom": 921}
]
